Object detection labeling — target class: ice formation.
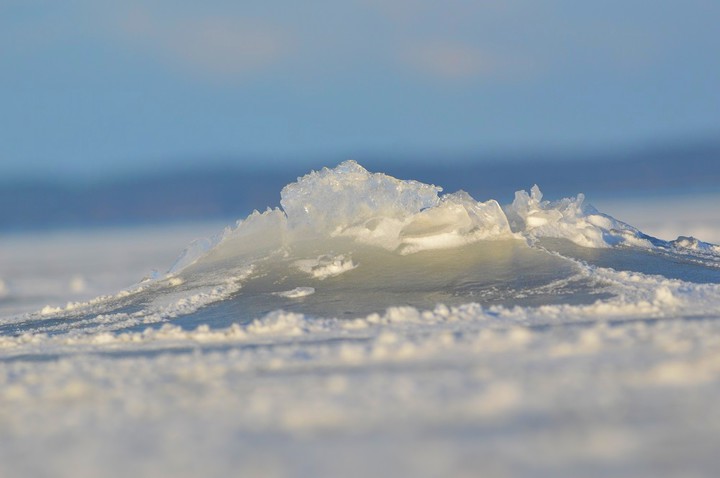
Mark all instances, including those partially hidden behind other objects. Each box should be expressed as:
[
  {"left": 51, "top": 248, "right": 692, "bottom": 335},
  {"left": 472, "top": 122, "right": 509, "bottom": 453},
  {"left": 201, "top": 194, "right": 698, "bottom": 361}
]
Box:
[
  {"left": 2, "top": 161, "right": 720, "bottom": 478},
  {"left": 168, "top": 161, "right": 717, "bottom": 277}
]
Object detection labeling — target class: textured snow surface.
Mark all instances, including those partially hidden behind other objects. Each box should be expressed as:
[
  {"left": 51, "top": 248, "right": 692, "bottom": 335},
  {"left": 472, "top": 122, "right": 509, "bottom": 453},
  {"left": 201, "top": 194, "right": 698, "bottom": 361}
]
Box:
[{"left": 2, "top": 162, "right": 720, "bottom": 477}]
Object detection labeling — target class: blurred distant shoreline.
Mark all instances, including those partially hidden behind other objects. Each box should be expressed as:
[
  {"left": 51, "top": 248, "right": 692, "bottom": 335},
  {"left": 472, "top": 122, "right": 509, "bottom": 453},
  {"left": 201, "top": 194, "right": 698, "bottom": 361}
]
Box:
[{"left": 2, "top": 140, "right": 718, "bottom": 234}]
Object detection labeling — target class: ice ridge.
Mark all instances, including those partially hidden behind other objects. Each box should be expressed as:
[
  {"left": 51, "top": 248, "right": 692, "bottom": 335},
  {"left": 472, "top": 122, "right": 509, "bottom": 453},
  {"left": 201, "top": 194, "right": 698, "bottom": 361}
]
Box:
[{"left": 170, "top": 161, "right": 718, "bottom": 274}]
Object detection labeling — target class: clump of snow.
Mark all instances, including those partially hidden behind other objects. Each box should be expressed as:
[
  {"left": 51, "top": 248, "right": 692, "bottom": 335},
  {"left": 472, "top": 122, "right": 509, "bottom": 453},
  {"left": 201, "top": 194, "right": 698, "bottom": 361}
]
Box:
[
  {"left": 671, "top": 236, "right": 720, "bottom": 253},
  {"left": 505, "top": 185, "right": 654, "bottom": 248},
  {"left": 246, "top": 311, "right": 309, "bottom": 336},
  {"left": 293, "top": 254, "right": 357, "bottom": 279},
  {"left": 274, "top": 287, "right": 316, "bottom": 298}
]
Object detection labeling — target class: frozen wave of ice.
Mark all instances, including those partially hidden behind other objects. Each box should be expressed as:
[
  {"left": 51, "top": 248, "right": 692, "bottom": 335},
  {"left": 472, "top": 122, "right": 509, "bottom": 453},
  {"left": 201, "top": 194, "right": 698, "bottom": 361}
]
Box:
[
  {"left": 4, "top": 161, "right": 719, "bottom": 336},
  {"left": 170, "top": 161, "right": 718, "bottom": 275}
]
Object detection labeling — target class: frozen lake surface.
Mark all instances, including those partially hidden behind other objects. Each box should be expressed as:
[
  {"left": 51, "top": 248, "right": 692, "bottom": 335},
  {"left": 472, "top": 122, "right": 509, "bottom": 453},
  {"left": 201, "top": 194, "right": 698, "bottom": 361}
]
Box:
[{"left": 2, "top": 162, "right": 720, "bottom": 477}]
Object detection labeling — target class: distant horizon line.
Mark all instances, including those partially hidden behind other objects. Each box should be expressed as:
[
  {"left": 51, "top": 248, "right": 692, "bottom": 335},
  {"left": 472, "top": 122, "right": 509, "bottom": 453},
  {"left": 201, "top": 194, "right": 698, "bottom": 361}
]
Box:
[{"left": 3, "top": 133, "right": 719, "bottom": 185}]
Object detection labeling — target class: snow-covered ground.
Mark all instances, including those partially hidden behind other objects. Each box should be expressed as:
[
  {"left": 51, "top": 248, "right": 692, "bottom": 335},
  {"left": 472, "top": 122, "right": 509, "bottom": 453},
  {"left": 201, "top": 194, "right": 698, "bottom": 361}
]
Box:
[
  {"left": 594, "top": 192, "right": 720, "bottom": 245},
  {"left": 0, "top": 222, "right": 226, "bottom": 318},
  {"left": 1, "top": 163, "right": 719, "bottom": 477}
]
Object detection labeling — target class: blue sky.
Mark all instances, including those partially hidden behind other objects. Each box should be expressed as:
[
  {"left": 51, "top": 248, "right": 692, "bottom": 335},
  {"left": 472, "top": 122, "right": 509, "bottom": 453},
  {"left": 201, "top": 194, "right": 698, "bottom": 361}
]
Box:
[{"left": 1, "top": 0, "right": 719, "bottom": 178}]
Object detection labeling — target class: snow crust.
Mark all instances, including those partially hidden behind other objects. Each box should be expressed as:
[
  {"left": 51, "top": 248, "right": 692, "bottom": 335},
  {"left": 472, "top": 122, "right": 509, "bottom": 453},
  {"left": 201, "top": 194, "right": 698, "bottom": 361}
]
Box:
[
  {"left": 2, "top": 161, "right": 720, "bottom": 478},
  {"left": 3, "top": 262, "right": 720, "bottom": 477}
]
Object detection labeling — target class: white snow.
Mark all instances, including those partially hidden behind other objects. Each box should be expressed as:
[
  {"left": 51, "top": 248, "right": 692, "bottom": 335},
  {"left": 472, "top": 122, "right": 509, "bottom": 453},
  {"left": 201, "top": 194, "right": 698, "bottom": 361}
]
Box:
[
  {"left": 1, "top": 162, "right": 720, "bottom": 477},
  {"left": 274, "top": 287, "right": 316, "bottom": 298},
  {"left": 293, "top": 254, "right": 357, "bottom": 279}
]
